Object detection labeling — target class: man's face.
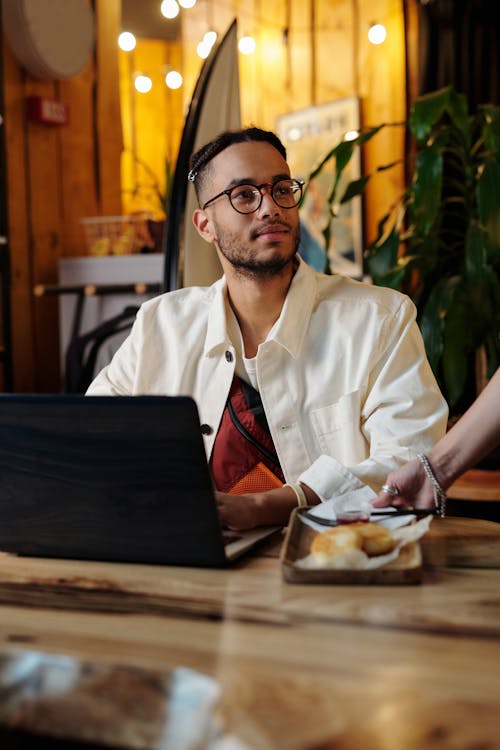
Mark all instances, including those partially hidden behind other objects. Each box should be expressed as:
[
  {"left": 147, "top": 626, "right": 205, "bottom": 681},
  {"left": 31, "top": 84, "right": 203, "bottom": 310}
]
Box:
[{"left": 195, "top": 141, "right": 301, "bottom": 278}]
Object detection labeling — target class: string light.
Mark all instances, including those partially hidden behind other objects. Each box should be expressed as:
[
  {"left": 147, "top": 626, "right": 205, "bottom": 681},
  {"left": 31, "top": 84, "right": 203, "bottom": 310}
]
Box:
[
  {"left": 368, "top": 23, "right": 387, "bottom": 45},
  {"left": 160, "top": 0, "right": 179, "bottom": 19},
  {"left": 197, "top": 41, "right": 210, "bottom": 59},
  {"left": 344, "top": 130, "right": 359, "bottom": 141},
  {"left": 165, "top": 70, "right": 183, "bottom": 89},
  {"left": 238, "top": 35, "right": 256, "bottom": 55},
  {"left": 118, "top": 31, "right": 136, "bottom": 52},
  {"left": 178, "top": 0, "right": 196, "bottom": 7},
  {"left": 197, "top": 30, "right": 217, "bottom": 59},
  {"left": 134, "top": 74, "right": 153, "bottom": 93},
  {"left": 204, "top": 30, "right": 217, "bottom": 46}
]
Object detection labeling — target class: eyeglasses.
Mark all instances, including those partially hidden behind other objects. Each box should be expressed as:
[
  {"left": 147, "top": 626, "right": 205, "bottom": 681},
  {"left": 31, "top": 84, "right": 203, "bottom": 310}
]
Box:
[{"left": 201, "top": 178, "right": 304, "bottom": 214}]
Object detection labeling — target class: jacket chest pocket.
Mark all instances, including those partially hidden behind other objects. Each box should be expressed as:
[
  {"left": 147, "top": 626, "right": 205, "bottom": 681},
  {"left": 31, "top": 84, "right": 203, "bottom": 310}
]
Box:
[{"left": 311, "top": 390, "right": 367, "bottom": 464}]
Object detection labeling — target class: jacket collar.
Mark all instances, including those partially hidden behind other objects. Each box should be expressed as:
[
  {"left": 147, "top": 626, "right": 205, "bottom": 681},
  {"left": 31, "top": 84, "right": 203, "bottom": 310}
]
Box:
[
  {"left": 203, "top": 257, "right": 318, "bottom": 358},
  {"left": 267, "top": 257, "right": 317, "bottom": 358},
  {"left": 203, "top": 276, "right": 233, "bottom": 355}
]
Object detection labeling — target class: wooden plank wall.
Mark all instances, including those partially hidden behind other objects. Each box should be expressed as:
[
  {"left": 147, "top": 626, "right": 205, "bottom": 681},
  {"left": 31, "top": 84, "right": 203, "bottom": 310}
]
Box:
[
  {"left": 1, "top": 0, "right": 417, "bottom": 393},
  {"left": 2, "top": 0, "right": 122, "bottom": 392},
  {"left": 120, "top": 38, "right": 183, "bottom": 218}
]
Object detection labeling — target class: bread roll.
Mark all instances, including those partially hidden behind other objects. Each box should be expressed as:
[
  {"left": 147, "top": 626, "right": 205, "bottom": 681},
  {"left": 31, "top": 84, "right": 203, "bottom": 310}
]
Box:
[
  {"left": 352, "top": 522, "right": 395, "bottom": 556},
  {"left": 310, "top": 525, "right": 362, "bottom": 559},
  {"left": 310, "top": 522, "right": 394, "bottom": 561}
]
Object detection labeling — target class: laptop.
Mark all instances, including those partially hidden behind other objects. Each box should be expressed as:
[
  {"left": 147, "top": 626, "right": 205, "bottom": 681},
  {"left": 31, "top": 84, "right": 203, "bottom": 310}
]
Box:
[{"left": 0, "top": 395, "right": 281, "bottom": 566}]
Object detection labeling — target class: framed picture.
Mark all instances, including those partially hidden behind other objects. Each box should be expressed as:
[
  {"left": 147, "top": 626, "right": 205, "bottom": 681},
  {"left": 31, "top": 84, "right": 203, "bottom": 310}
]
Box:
[{"left": 277, "top": 96, "right": 363, "bottom": 278}]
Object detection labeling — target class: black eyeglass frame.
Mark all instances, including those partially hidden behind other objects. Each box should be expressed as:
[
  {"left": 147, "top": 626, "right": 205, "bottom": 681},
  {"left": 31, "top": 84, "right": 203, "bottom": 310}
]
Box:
[{"left": 201, "top": 178, "right": 305, "bottom": 214}]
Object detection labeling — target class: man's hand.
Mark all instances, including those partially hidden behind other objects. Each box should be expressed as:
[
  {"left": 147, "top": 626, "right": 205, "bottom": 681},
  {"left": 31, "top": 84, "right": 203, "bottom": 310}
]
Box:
[
  {"left": 215, "top": 492, "right": 262, "bottom": 530},
  {"left": 215, "top": 483, "right": 320, "bottom": 531}
]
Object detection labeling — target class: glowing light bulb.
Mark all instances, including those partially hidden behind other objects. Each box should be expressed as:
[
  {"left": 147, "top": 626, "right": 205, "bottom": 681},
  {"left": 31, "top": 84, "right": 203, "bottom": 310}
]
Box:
[
  {"left": 287, "top": 127, "right": 302, "bottom": 142},
  {"left": 165, "top": 70, "right": 183, "bottom": 89},
  {"left": 368, "top": 23, "right": 387, "bottom": 45},
  {"left": 161, "top": 0, "right": 179, "bottom": 19},
  {"left": 197, "top": 41, "right": 210, "bottom": 59},
  {"left": 238, "top": 35, "right": 256, "bottom": 55},
  {"left": 179, "top": 0, "right": 196, "bottom": 7},
  {"left": 118, "top": 31, "right": 136, "bottom": 51},
  {"left": 197, "top": 30, "right": 217, "bottom": 58},
  {"left": 344, "top": 130, "right": 359, "bottom": 141},
  {"left": 204, "top": 30, "right": 217, "bottom": 46},
  {"left": 134, "top": 74, "right": 152, "bottom": 93}
]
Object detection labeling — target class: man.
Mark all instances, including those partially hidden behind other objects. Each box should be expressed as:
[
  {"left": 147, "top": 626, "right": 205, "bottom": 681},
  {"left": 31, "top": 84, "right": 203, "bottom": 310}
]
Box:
[{"left": 87, "top": 127, "right": 448, "bottom": 530}]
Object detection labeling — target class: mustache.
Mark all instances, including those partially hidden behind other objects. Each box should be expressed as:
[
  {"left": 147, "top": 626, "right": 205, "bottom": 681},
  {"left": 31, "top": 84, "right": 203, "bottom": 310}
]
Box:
[{"left": 250, "top": 222, "right": 293, "bottom": 240}]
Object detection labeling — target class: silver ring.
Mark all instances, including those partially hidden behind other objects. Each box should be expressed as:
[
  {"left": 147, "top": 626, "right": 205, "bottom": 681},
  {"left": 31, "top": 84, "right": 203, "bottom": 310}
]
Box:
[{"left": 381, "top": 484, "right": 399, "bottom": 497}]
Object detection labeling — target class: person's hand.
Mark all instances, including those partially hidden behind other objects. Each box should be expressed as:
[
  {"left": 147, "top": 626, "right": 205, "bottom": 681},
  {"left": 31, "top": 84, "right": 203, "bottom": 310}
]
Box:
[
  {"left": 215, "top": 491, "right": 262, "bottom": 531},
  {"left": 215, "top": 483, "right": 319, "bottom": 530},
  {"left": 372, "top": 458, "right": 435, "bottom": 510}
]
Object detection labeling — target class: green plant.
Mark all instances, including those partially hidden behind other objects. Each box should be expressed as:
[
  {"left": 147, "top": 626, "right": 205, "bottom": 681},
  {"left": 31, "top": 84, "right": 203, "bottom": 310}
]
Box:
[{"left": 306, "top": 86, "right": 500, "bottom": 411}]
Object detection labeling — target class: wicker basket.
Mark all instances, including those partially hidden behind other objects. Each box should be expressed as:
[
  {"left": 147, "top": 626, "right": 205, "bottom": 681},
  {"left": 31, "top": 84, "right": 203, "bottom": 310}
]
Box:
[{"left": 81, "top": 215, "right": 153, "bottom": 256}]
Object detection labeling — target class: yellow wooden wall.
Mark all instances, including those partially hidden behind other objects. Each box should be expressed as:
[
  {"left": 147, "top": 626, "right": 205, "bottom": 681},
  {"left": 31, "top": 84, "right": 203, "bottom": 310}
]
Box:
[
  {"left": 120, "top": 38, "right": 182, "bottom": 219},
  {"left": 3, "top": 0, "right": 122, "bottom": 392}
]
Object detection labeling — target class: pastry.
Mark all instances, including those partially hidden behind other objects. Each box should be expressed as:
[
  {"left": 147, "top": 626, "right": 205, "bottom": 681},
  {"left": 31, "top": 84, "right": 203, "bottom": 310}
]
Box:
[
  {"left": 352, "top": 522, "right": 395, "bottom": 556},
  {"left": 310, "top": 525, "right": 362, "bottom": 559},
  {"left": 310, "top": 522, "right": 394, "bottom": 561}
]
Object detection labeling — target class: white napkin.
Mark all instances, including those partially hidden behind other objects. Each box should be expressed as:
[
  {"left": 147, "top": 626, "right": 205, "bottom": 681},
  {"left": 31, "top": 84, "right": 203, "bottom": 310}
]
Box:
[{"left": 303, "top": 485, "right": 415, "bottom": 531}]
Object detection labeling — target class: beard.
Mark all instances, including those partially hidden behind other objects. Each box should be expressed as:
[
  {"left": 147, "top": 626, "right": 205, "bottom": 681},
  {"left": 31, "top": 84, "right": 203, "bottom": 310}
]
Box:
[{"left": 212, "top": 218, "right": 301, "bottom": 279}]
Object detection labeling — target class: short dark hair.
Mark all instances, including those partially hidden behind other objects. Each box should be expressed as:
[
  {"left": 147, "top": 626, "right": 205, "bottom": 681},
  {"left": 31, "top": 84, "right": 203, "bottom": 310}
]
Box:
[{"left": 188, "top": 127, "right": 287, "bottom": 202}]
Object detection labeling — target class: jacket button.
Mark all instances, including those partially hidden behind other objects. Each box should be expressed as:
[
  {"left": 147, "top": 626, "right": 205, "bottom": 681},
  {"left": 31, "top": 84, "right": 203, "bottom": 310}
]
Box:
[
  {"left": 200, "top": 423, "right": 213, "bottom": 435},
  {"left": 225, "top": 350, "right": 233, "bottom": 362}
]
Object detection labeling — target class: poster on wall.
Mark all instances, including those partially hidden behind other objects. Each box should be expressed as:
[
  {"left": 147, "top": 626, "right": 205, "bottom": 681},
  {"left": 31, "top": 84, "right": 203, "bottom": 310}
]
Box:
[{"left": 277, "top": 96, "right": 363, "bottom": 278}]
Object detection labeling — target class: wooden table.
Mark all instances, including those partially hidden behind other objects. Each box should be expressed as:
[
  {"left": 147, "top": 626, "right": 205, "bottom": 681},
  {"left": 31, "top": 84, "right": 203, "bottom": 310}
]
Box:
[{"left": 0, "top": 517, "right": 499, "bottom": 750}]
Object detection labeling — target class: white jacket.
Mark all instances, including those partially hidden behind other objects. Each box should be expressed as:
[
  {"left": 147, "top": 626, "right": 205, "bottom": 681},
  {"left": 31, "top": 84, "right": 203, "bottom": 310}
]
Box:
[{"left": 87, "top": 259, "right": 448, "bottom": 500}]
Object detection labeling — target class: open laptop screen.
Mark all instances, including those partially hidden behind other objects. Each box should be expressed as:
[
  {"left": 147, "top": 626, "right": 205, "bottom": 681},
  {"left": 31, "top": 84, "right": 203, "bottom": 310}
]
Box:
[{"left": 0, "top": 395, "right": 230, "bottom": 566}]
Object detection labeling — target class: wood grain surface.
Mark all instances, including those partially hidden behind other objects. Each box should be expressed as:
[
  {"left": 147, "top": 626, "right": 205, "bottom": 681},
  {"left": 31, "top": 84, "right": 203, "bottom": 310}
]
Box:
[
  {"left": 0, "top": 518, "right": 499, "bottom": 638},
  {"left": 0, "top": 516, "right": 499, "bottom": 749}
]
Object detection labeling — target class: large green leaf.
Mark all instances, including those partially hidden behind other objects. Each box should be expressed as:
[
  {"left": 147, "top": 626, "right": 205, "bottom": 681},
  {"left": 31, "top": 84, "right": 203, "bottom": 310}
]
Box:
[
  {"left": 308, "top": 125, "right": 384, "bottom": 178},
  {"left": 477, "top": 161, "right": 500, "bottom": 260},
  {"left": 479, "top": 105, "right": 500, "bottom": 154},
  {"left": 340, "top": 175, "right": 370, "bottom": 203},
  {"left": 444, "top": 88, "right": 471, "bottom": 146},
  {"left": 464, "top": 223, "right": 486, "bottom": 279},
  {"left": 410, "top": 86, "right": 469, "bottom": 145},
  {"left": 366, "top": 227, "right": 400, "bottom": 283},
  {"left": 442, "top": 293, "right": 470, "bottom": 407},
  {"left": 411, "top": 146, "right": 443, "bottom": 235},
  {"left": 410, "top": 88, "right": 451, "bottom": 142},
  {"left": 441, "top": 269, "right": 499, "bottom": 406},
  {"left": 333, "top": 140, "right": 355, "bottom": 177},
  {"left": 307, "top": 125, "right": 387, "bottom": 204},
  {"left": 375, "top": 267, "right": 407, "bottom": 290},
  {"left": 339, "top": 160, "right": 403, "bottom": 205},
  {"left": 374, "top": 255, "right": 416, "bottom": 290},
  {"left": 419, "top": 277, "right": 460, "bottom": 373}
]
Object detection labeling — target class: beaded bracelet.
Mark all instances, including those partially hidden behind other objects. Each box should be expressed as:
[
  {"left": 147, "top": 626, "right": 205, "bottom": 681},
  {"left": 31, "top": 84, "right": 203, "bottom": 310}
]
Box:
[
  {"left": 284, "top": 482, "right": 308, "bottom": 508},
  {"left": 417, "top": 453, "right": 447, "bottom": 517}
]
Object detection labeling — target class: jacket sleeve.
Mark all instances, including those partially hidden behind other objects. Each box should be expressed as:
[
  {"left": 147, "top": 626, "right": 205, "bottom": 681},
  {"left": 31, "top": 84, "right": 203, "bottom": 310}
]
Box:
[
  {"left": 297, "top": 296, "right": 449, "bottom": 500},
  {"left": 85, "top": 308, "right": 143, "bottom": 395}
]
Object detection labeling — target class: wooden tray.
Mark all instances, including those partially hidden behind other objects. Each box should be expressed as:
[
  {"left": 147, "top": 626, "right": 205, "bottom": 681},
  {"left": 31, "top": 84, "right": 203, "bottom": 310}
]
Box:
[{"left": 281, "top": 508, "right": 422, "bottom": 585}]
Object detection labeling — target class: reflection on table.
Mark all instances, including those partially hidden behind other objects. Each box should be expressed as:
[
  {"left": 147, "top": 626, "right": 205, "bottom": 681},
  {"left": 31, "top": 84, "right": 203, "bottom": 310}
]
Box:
[{"left": 0, "top": 516, "right": 499, "bottom": 750}]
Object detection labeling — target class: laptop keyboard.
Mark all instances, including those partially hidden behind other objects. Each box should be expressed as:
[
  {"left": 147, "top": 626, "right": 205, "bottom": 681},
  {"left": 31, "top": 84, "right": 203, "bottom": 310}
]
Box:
[{"left": 222, "top": 530, "right": 243, "bottom": 545}]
